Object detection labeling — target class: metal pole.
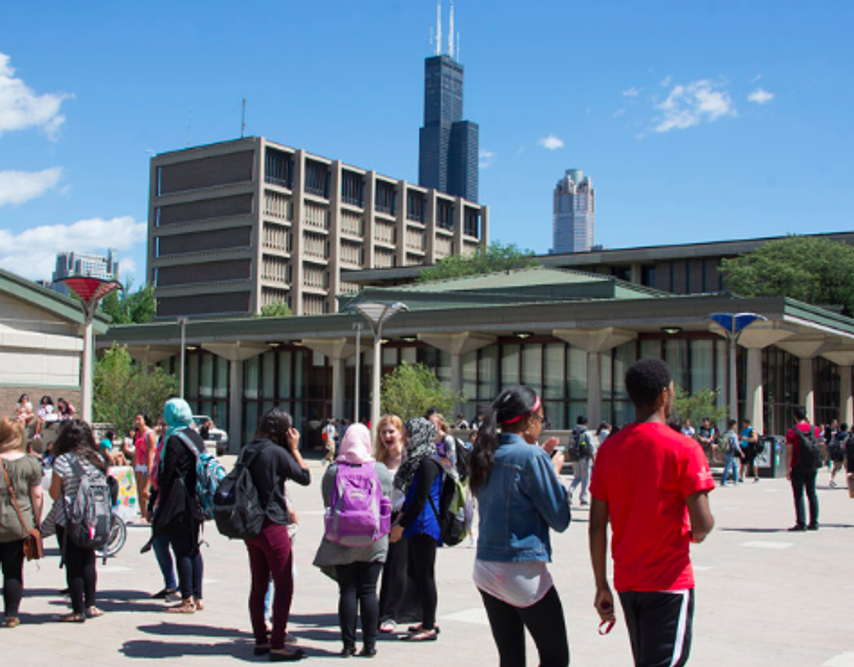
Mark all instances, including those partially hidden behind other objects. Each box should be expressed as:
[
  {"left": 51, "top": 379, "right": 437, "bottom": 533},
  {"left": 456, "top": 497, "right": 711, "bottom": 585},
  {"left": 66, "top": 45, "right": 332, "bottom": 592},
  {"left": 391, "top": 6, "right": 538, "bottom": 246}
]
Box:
[
  {"left": 353, "top": 322, "right": 362, "bottom": 423},
  {"left": 179, "top": 317, "right": 187, "bottom": 399},
  {"left": 729, "top": 333, "right": 738, "bottom": 423},
  {"left": 81, "top": 307, "right": 94, "bottom": 424},
  {"left": 371, "top": 325, "right": 382, "bottom": 442}
]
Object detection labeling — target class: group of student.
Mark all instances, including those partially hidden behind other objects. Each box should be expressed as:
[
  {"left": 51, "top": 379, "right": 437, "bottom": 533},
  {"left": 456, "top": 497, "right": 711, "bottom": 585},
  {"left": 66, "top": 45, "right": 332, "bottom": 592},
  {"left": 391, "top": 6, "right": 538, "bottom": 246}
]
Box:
[{"left": 14, "top": 394, "right": 76, "bottom": 439}]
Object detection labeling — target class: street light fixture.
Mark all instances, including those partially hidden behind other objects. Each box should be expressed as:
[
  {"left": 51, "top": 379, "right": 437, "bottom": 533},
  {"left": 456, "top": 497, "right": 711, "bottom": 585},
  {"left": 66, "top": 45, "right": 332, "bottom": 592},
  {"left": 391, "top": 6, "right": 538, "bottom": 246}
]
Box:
[
  {"left": 353, "top": 302, "right": 409, "bottom": 438},
  {"left": 709, "top": 312, "right": 767, "bottom": 423}
]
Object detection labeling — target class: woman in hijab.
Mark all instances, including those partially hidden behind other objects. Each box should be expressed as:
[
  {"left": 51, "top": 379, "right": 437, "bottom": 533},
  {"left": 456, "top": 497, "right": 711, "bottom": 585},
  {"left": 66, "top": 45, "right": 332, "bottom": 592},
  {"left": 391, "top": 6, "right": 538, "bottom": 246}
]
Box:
[
  {"left": 389, "top": 417, "right": 443, "bottom": 642},
  {"left": 314, "top": 423, "right": 393, "bottom": 657},
  {"left": 151, "top": 398, "right": 206, "bottom": 614}
]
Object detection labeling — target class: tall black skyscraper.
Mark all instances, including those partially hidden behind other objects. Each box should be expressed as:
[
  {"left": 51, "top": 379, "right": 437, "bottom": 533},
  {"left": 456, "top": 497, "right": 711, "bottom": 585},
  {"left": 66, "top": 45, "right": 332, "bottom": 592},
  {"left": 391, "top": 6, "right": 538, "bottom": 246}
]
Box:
[{"left": 418, "top": 2, "right": 479, "bottom": 202}]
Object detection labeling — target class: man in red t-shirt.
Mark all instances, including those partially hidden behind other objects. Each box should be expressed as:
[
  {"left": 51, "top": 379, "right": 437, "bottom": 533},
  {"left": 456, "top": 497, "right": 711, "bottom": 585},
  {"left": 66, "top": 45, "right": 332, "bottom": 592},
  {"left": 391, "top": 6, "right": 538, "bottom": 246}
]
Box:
[
  {"left": 785, "top": 406, "right": 821, "bottom": 531},
  {"left": 589, "top": 358, "right": 715, "bottom": 667}
]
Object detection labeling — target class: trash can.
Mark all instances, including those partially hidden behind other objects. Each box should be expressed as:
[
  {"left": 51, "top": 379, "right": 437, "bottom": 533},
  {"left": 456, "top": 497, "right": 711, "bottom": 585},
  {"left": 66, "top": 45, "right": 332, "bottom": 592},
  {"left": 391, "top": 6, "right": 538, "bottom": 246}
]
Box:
[{"left": 756, "top": 435, "right": 786, "bottom": 478}]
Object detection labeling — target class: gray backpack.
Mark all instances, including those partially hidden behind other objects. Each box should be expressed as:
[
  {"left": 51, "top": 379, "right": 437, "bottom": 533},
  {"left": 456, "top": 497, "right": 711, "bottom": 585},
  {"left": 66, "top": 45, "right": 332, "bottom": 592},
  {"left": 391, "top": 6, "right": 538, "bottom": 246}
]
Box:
[{"left": 64, "top": 457, "right": 112, "bottom": 550}]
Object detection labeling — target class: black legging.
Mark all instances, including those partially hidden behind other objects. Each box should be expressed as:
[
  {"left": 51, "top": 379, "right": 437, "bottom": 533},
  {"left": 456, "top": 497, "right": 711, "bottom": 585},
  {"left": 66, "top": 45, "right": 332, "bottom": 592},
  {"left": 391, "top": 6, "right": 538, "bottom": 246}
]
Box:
[
  {"left": 480, "top": 586, "right": 569, "bottom": 667},
  {"left": 56, "top": 525, "right": 97, "bottom": 614},
  {"left": 336, "top": 560, "right": 383, "bottom": 650},
  {"left": 168, "top": 518, "right": 203, "bottom": 601},
  {"left": 407, "top": 533, "right": 438, "bottom": 630},
  {"left": 0, "top": 540, "right": 24, "bottom": 618}
]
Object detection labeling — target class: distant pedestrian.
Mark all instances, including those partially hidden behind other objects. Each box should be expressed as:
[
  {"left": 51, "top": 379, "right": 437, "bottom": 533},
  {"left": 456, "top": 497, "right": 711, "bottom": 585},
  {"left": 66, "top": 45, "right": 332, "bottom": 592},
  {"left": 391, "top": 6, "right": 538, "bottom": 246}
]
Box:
[
  {"left": 681, "top": 419, "right": 695, "bottom": 438},
  {"left": 829, "top": 424, "right": 849, "bottom": 488},
  {"left": 569, "top": 415, "right": 596, "bottom": 505},
  {"left": 589, "top": 358, "right": 715, "bottom": 667},
  {"left": 133, "top": 413, "right": 157, "bottom": 521},
  {"left": 323, "top": 419, "right": 338, "bottom": 466},
  {"left": 720, "top": 420, "right": 741, "bottom": 486},
  {"left": 786, "top": 407, "right": 821, "bottom": 531},
  {"left": 739, "top": 419, "right": 761, "bottom": 483},
  {"left": 455, "top": 413, "right": 470, "bottom": 430}
]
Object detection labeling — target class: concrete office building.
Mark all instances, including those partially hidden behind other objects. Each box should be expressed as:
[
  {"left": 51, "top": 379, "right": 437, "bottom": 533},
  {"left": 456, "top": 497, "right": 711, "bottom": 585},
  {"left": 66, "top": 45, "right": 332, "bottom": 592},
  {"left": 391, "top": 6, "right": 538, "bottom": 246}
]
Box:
[
  {"left": 418, "top": 2, "right": 479, "bottom": 202},
  {"left": 51, "top": 249, "right": 120, "bottom": 296},
  {"left": 552, "top": 169, "right": 595, "bottom": 254},
  {"left": 148, "top": 137, "right": 488, "bottom": 319}
]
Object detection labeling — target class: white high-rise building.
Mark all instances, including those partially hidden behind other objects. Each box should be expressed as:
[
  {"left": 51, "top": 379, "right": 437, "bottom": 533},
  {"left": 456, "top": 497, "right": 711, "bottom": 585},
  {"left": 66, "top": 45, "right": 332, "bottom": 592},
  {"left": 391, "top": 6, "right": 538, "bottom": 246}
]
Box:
[{"left": 552, "top": 169, "right": 595, "bottom": 254}]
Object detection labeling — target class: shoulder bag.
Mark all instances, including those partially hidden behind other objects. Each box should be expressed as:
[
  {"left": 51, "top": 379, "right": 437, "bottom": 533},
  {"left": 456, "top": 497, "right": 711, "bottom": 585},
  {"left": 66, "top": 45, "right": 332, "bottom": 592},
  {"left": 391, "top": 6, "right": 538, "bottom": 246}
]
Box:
[{"left": 1, "top": 459, "right": 43, "bottom": 561}]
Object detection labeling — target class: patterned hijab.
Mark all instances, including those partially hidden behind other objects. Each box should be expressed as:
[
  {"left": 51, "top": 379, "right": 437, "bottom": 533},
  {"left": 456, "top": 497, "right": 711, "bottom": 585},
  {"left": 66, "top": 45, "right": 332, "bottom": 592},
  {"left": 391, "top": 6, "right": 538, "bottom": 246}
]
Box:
[
  {"left": 337, "top": 423, "right": 374, "bottom": 465},
  {"left": 163, "top": 398, "right": 193, "bottom": 443},
  {"left": 393, "top": 417, "right": 437, "bottom": 494}
]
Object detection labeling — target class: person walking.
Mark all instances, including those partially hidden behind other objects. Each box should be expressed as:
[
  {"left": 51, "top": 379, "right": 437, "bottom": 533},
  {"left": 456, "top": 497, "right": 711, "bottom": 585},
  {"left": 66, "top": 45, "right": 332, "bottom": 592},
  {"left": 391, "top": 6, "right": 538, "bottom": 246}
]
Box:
[
  {"left": 720, "top": 420, "right": 742, "bottom": 486},
  {"left": 470, "top": 385, "right": 571, "bottom": 667},
  {"left": 568, "top": 415, "right": 596, "bottom": 505},
  {"left": 739, "top": 419, "right": 761, "bottom": 483},
  {"left": 589, "top": 358, "right": 715, "bottom": 667},
  {"left": 314, "top": 423, "right": 392, "bottom": 657},
  {"left": 243, "top": 407, "right": 310, "bottom": 661},
  {"left": 133, "top": 413, "right": 157, "bottom": 522},
  {"left": 49, "top": 419, "right": 110, "bottom": 622},
  {"left": 389, "top": 418, "right": 442, "bottom": 642},
  {"left": 152, "top": 399, "right": 206, "bottom": 613},
  {"left": 786, "top": 406, "right": 821, "bottom": 531},
  {"left": 0, "top": 418, "right": 44, "bottom": 628},
  {"left": 375, "top": 415, "right": 420, "bottom": 634},
  {"left": 829, "top": 423, "right": 849, "bottom": 488}
]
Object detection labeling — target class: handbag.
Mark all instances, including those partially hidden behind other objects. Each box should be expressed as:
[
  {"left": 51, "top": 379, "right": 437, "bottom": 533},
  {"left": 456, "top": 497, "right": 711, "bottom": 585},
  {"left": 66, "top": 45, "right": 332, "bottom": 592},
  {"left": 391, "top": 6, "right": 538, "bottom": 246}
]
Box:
[{"left": 1, "top": 459, "right": 44, "bottom": 561}]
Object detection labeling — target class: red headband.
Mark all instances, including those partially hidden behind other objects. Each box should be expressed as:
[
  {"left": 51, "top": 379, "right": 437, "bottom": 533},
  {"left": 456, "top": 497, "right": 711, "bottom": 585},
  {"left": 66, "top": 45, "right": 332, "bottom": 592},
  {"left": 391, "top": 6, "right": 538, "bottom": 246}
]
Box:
[{"left": 502, "top": 395, "right": 541, "bottom": 425}]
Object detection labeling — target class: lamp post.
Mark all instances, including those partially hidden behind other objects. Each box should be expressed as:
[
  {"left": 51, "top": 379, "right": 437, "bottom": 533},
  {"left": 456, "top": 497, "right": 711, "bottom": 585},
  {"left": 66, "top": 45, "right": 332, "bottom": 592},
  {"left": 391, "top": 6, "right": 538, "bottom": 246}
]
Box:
[
  {"left": 179, "top": 317, "right": 188, "bottom": 399},
  {"left": 353, "top": 302, "right": 408, "bottom": 439},
  {"left": 57, "top": 277, "right": 122, "bottom": 424},
  {"left": 353, "top": 322, "right": 363, "bottom": 423},
  {"left": 709, "top": 312, "right": 767, "bottom": 423}
]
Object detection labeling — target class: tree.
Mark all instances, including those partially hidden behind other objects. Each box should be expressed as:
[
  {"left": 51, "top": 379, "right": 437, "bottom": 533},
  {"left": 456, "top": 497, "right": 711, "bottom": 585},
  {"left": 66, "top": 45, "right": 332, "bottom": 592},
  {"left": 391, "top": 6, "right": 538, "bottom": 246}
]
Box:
[
  {"left": 257, "top": 301, "right": 292, "bottom": 318},
  {"left": 671, "top": 386, "right": 727, "bottom": 432},
  {"left": 417, "top": 241, "right": 539, "bottom": 283},
  {"left": 93, "top": 344, "right": 178, "bottom": 433},
  {"left": 720, "top": 235, "right": 854, "bottom": 315},
  {"left": 100, "top": 281, "right": 156, "bottom": 324},
  {"left": 380, "top": 362, "right": 464, "bottom": 421}
]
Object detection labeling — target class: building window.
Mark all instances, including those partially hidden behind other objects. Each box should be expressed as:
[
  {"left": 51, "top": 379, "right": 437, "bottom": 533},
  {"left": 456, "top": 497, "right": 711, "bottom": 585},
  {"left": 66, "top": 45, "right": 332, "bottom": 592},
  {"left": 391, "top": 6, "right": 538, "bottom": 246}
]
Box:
[
  {"left": 375, "top": 181, "right": 397, "bottom": 216},
  {"left": 437, "top": 199, "right": 454, "bottom": 231},
  {"left": 341, "top": 170, "right": 364, "bottom": 207},
  {"left": 265, "top": 148, "right": 294, "bottom": 189},
  {"left": 463, "top": 207, "right": 479, "bottom": 238},
  {"left": 407, "top": 190, "right": 426, "bottom": 223},
  {"left": 305, "top": 159, "right": 330, "bottom": 198}
]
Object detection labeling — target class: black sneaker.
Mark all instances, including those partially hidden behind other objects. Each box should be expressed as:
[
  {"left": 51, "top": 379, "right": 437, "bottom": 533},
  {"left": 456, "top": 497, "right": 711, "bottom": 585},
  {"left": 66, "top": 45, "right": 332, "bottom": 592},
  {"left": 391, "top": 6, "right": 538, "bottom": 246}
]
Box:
[
  {"left": 807, "top": 524, "right": 819, "bottom": 531},
  {"left": 788, "top": 525, "right": 807, "bottom": 532},
  {"left": 151, "top": 587, "right": 178, "bottom": 600}
]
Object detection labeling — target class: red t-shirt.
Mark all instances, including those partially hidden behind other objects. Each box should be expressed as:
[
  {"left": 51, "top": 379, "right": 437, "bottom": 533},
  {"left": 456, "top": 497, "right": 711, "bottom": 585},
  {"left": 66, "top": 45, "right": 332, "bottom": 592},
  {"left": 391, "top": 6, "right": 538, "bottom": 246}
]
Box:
[
  {"left": 590, "top": 422, "right": 715, "bottom": 593},
  {"left": 785, "top": 422, "right": 821, "bottom": 469}
]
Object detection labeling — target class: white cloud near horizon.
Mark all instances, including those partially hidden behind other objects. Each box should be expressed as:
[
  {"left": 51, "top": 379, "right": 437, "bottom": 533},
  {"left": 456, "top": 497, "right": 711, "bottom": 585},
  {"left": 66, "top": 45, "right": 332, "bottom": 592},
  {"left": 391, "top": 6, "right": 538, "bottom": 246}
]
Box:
[
  {"left": 537, "top": 134, "right": 564, "bottom": 150},
  {"left": 622, "top": 86, "right": 641, "bottom": 97},
  {"left": 748, "top": 88, "right": 774, "bottom": 105},
  {"left": 479, "top": 149, "right": 495, "bottom": 168},
  {"left": 0, "top": 216, "right": 146, "bottom": 281},
  {"left": 0, "top": 53, "right": 71, "bottom": 140},
  {"left": 0, "top": 167, "right": 63, "bottom": 206},
  {"left": 653, "top": 79, "right": 736, "bottom": 133}
]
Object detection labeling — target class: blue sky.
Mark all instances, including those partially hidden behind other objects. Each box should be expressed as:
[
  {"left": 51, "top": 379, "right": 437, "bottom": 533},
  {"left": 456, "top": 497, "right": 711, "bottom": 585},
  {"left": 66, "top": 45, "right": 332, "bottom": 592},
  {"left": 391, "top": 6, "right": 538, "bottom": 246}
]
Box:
[{"left": 1, "top": 0, "right": 852, "bottom": 284}]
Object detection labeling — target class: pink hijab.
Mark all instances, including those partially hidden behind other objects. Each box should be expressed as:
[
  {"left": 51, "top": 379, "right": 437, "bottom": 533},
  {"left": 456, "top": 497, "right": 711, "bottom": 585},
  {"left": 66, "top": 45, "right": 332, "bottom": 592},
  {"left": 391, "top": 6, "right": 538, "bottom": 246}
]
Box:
[{"left": 336, "top": 423, "right": 375, "bottom": 465}]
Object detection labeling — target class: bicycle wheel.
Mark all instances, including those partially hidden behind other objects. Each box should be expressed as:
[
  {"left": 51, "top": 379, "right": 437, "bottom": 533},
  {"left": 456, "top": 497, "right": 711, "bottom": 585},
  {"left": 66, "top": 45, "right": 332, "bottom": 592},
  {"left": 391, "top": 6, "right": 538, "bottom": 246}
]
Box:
[{"left": 97, "top": 513, "right": 127, "bottom": 558}]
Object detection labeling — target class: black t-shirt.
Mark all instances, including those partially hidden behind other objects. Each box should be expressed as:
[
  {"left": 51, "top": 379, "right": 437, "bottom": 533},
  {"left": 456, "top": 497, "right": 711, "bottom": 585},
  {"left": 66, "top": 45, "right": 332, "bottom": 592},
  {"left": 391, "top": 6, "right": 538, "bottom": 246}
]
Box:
[{"left": 244, "top": 439, "right": 311, "bottom": 525}]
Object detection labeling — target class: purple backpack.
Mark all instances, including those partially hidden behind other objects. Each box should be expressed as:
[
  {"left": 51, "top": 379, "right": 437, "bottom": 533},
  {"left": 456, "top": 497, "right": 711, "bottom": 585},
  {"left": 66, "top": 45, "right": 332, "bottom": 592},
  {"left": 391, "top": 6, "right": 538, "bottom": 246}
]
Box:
[{"left": 324, "top": 463, "right": 392, "bottom": 547}]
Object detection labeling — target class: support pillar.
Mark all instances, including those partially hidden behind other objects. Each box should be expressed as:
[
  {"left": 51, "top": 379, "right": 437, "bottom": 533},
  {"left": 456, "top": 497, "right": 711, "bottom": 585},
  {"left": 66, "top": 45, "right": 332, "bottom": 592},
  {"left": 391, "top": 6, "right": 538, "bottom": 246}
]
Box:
[
  {"left": 451, "top": 353, "right": 463, "bottom": 415},
  {"left": 228, "top": 359, "right": 243, "bottom": 454},
  {"left": 745, "top": 347, "right": 763, "bottom": 430},
  {"left": 331, "top": 356, "right": 345, "bottom": 420},
  {"left": 799, "top": 357, "right": 815, "bottom": 423},
  {"left": 586, "top": 352, "right": 602, "bottom": 428},
  {"left": 840, "top": 366, "right": 853, "bottom": 426}
]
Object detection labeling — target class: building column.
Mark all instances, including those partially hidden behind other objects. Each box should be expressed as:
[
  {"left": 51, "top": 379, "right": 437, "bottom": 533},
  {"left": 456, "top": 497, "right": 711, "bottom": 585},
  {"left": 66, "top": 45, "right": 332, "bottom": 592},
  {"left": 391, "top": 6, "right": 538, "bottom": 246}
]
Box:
[
  {"left": 799, "top": 357, "right": 815, "bottom": 423},
  {"left": 587, "top": 352, "right": 602, "bottom": 428},
  {"left": 745, "top": 347, "right": 763, "bottom": 431},
  {"left": 228, "top": 359, "right": 243, "bottom": 454},
  {"left": 450, "top": 353, "right": 463, "bottom": 415},
  {"left": 291, "top": 149, "right": 306, "bottom": 315},
  {"left": 840, "top": 366, "right": 853, "bottom": 426},
  {"left": 331, "top": 355, "right": 345, "bottom": 420}
]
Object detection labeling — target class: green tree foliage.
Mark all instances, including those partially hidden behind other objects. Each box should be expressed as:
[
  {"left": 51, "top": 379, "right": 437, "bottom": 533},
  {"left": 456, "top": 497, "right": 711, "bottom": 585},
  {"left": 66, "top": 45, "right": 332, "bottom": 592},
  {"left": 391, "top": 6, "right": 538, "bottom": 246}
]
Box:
[
  {"left": 380, "top": 362, "right": 464, "bottom": 421},
  {"left": 94, "top": 344, "right": 178, "bottom": 433},
  {"left": 100, "top": 281, "right": 156, "bottom": 324},
  {"left": 417, "top": 241, "right": 539, "bottom": 283},
  {"left": 671, "top": 386, "right": 727, "bottom": 433},
  {"left": 257, "top": 301, "right": 292, "bottom": 318},
  {"left": 721, "top": 235, "right": 854, "bottom": 315}
]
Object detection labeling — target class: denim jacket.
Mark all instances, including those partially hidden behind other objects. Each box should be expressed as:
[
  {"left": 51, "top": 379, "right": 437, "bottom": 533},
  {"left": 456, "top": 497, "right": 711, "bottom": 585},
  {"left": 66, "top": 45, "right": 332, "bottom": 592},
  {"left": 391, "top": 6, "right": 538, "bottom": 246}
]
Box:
[{"left": 475, "top": 433, "right": 571, "bottom": 562}]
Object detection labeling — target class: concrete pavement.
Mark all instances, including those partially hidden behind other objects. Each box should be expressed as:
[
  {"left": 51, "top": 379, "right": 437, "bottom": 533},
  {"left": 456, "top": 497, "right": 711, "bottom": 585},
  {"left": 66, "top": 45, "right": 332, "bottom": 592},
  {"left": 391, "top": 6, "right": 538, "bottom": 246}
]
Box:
[{"left": 3, "top": 458, "right": 853, "bottom": 666}]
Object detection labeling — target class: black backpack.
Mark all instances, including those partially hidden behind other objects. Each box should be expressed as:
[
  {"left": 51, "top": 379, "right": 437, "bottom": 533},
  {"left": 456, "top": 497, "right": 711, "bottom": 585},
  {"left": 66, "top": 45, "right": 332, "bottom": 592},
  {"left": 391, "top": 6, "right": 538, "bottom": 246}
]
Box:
[
  {"left": 795, "top": 426, "right": 822, "bottom": 471},
  {"left": 213, "top": 446, "right": 266, "bottom": 540},
  {"left": 454, "top": 438, "right": 472, "bottom": 483},
  {"left": 830, "top": 432, "right": 849, "bottom": 463}
]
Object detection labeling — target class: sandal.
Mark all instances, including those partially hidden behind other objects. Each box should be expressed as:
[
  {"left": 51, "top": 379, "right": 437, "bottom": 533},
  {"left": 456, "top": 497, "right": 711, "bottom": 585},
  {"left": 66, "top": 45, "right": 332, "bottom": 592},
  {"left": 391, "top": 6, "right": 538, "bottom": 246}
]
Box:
[
  {"left": 165, "top": 599, "right": 196, "bottom": 614},
  {"left": 269, "top": 647, "right": 306, "bottom": 662},
  {"left": 379, "top": 619, "right": 397, "bottom": 633},
  {"left": 85, "top": 606, "right": 105, "bottom": 619},
  {"left": 400, "top": 628, "right": 438, "bottom": 642},
  {"left": 57, "top": 612, "right": 86, "bottom": 623},
  {"left": 193, "top": 598, "right": 204, "bottom": 611},
  {"left": 254, "top": 643, "right": 271, "bottom": 656},
  {"left": 5, "top": 616, "right": 21, "bottom": 628},
  {"left": 406, "top": 623, "right": 440, "bottom": 634}
]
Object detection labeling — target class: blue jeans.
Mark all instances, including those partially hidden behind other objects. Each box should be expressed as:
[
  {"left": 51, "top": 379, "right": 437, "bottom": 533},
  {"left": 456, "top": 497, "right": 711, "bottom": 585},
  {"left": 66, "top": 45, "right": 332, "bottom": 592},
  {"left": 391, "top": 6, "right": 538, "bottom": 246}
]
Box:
[
  {"left": 153, "top": 534, "right": 177, "bottom": 590},
  {"left": 721, "top": 454, "right": 739, "bottom": 485}
]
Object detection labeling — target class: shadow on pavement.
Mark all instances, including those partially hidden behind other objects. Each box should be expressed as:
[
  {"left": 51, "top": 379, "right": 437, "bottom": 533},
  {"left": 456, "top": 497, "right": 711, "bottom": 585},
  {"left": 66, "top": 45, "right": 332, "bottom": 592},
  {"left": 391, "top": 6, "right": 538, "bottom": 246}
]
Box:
[
  {"left": 719, "top": 527, "right": 788, "bottom": 533},
  {"left": 137, "top": 621, "right": 253, "bottom": 638},
  {"left": 120, "top": 639, "right": 257, "bottom": 661}
]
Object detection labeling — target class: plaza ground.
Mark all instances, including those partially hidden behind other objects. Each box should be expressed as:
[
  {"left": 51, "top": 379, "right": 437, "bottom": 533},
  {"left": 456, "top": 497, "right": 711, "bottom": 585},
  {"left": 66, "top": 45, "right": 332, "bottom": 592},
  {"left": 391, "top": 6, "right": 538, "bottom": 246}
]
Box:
[{"left": 3, "top": 457, "right": 853, "bottom": 667}]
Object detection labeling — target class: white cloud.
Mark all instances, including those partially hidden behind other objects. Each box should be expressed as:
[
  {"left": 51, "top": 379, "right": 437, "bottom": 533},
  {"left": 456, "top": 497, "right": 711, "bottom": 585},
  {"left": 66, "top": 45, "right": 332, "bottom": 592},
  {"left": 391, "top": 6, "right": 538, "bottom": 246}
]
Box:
[
  {"left": 0, "top": 53, "right": 71, "bottom": 140},
  {"left": 0, "top": 216, "right": 146, "bottom": 281},
  {"left": 622, "top": 86, "right": 641, "bottom": 97},
  {"left": 748, "top": 88, "right": 775, "bottom": 105},
  {"left": 120, "top": 256, "right": 138, "bottom": 277},
  {"left": 660, "top": 75, "right": 672, "bottom": 87},
  {"left": 653, "top": 79, "right": 736, "bottom": 133},
  {"left": 479, "top": 149, "right": 495, "bottom": 169},
  {"left": 537, "top": 134, "right": 564, "bottom": 150},
  {"left": 750, "top": 74, "right": 763, "bottom": 83},
  {"left": 0, "top": 167, "right": 63, "bottom": 206},
  {"left": 612, "top": 109, "right": 626, "bottom": 118}
]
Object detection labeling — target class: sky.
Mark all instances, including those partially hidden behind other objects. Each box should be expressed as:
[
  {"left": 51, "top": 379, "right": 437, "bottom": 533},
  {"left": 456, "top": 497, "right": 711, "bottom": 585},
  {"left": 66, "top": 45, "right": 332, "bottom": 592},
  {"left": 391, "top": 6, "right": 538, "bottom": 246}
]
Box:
[{"left": 1, "top": 0, "right": 853, "bottom": 285}]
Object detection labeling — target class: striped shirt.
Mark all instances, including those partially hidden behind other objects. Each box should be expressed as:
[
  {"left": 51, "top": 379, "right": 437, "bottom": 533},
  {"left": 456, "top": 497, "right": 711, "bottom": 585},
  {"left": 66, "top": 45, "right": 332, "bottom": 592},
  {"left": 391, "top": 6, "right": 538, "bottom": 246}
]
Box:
[{"left": 52, "top": 453, "right": 103, "bottom": 527}]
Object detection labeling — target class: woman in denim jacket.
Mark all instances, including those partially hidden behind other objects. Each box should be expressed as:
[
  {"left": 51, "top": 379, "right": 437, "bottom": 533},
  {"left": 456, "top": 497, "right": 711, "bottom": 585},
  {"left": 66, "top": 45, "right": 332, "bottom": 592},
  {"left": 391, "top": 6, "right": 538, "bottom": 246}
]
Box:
[{"left": 470, "top": 385, "right": 571, "bottom": 667}]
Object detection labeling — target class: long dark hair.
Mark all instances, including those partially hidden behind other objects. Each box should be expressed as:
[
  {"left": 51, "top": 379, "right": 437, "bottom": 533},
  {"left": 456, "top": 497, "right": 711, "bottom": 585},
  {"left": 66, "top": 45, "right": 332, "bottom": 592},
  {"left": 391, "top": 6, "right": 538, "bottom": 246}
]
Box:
[
  {"left": 53, "top": 419, "right": 107, "bottom": 473},
  {"left": 256, "top": 407, "right": 293, "bottom": 448},
  {"left": 470, "top": 385, "right": 539, "bottom": 492}
]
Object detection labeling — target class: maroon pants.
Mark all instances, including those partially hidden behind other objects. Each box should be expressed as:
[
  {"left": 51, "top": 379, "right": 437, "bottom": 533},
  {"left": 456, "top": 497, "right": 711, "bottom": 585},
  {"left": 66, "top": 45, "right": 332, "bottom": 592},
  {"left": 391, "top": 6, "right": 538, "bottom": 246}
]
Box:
[{"left": 245, "top": 521, "right": 293, "bottom": 649}]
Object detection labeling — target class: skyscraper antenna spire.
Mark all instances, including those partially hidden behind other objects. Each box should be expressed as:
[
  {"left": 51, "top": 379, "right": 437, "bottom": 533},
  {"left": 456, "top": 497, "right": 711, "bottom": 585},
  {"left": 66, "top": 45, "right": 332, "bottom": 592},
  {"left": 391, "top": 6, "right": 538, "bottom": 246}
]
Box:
[
  {"left": 435, "top": 1, "right": 442, "bottom": 56},
  {"left": 448, "top": 1, "right": 455, "bottom": 59}
]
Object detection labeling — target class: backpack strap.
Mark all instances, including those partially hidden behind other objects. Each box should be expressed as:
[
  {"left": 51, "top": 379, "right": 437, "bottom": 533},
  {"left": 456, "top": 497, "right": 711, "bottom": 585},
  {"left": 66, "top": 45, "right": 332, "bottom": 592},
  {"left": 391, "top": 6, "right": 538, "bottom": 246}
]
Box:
[{"left": 173, "top": 429, "right": 202, "bottom": 458}]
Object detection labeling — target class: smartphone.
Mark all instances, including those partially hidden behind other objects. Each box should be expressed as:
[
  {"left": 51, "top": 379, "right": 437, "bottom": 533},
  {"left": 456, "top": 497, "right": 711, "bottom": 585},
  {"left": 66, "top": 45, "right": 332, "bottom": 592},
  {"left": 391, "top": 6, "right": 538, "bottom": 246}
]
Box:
[{"left": 550, "top": 446, "right": 566, "bottom": 458}]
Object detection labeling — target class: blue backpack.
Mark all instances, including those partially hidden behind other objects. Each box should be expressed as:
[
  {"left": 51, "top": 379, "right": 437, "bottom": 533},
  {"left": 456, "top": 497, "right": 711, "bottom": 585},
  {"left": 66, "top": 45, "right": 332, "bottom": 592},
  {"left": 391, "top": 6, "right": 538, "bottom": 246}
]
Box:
[{"left": 175, "top": 431, "right": 227, "bottom": 522}]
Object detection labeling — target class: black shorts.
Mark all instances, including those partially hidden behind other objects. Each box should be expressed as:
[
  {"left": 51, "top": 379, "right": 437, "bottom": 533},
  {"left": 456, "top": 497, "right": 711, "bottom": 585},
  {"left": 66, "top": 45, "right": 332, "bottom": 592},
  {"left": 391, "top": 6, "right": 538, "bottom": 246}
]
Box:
[{"left": 619, "top": 589, "right": 694, "bottom": 667}]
